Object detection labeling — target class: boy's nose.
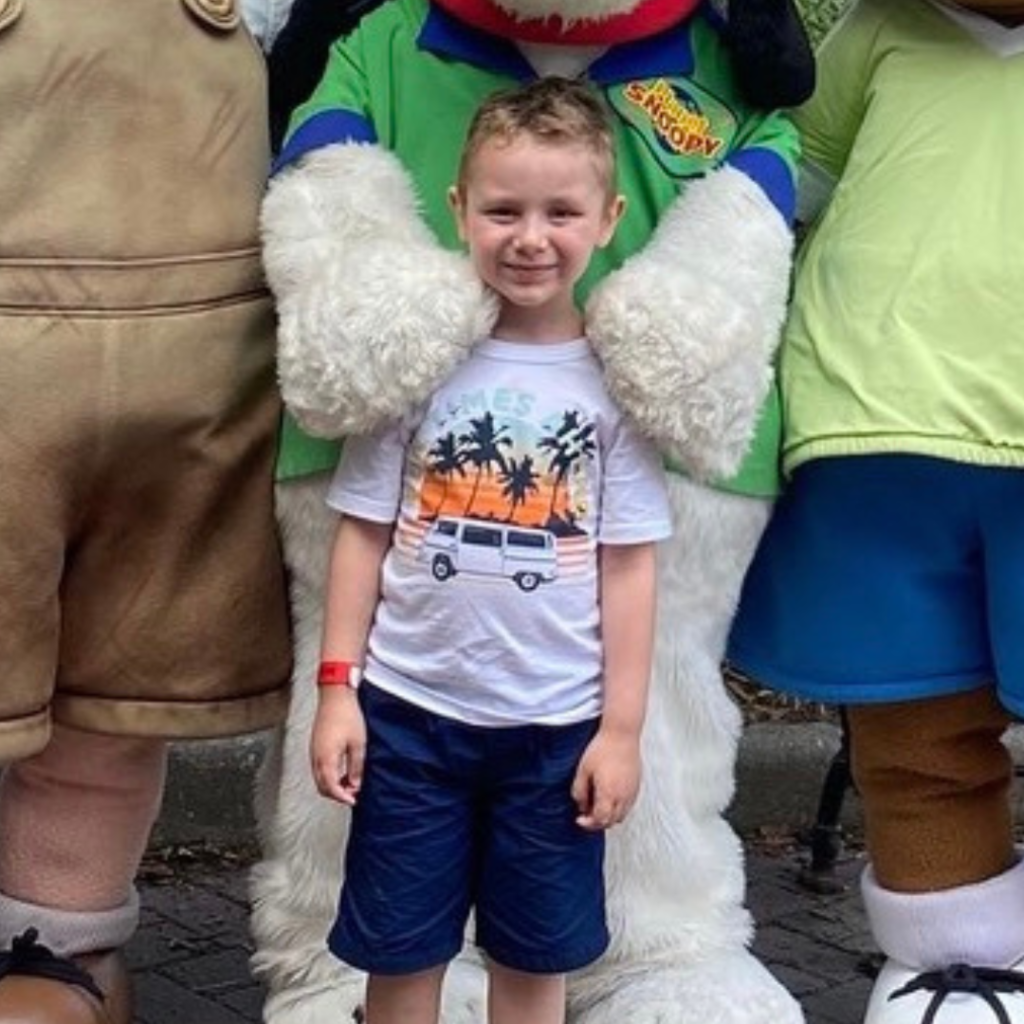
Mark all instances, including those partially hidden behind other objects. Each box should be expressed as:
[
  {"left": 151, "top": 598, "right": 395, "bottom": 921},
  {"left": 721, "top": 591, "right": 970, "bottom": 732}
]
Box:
[{"left": 514, "top": 218, "right": 548, "bottom": 251}]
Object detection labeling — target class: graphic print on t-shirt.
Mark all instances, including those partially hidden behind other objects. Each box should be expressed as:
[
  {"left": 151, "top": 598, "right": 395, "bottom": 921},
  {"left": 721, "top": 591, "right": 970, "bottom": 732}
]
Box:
[{"left": 394, "top": 393, "right": 600, "bottom": 594}]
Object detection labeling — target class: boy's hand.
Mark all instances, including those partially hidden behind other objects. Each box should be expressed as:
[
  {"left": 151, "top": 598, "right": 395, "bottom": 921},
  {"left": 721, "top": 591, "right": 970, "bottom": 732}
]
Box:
[
  {"left": 310, "top": 688, "right": 366, "bottom": 806},
  {"left": 571, "top": 727, "right": 642, "bottom": 831}
]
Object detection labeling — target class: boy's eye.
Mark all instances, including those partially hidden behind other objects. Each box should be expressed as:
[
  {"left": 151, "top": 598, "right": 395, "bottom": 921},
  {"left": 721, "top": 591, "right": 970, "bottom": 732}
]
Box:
[
  {"left": 483, "top": 207, "right": 517, "bottom": 222},
  {"left": 549, "top": 208, "right": 580, "bottom": 222}
]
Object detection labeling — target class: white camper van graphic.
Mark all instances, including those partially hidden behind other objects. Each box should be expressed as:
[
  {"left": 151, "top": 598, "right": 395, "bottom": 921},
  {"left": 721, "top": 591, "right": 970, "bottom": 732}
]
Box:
[{"left": 418, "top": 517, "right": 558, "bottom": 592}]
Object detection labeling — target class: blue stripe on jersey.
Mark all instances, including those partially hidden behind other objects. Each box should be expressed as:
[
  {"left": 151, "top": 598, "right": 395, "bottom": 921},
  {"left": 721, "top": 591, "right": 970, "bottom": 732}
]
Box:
[
  {"left": 274, "top": 110, "right": 377, "bottom": 175},
  {"left": 726, "top": 147, "right": 796, "bottom": 224}
]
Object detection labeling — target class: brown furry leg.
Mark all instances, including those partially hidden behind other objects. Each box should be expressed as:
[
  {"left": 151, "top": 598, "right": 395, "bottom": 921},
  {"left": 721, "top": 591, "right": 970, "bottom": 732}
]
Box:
[{"left": 848, "top": 687, "right": 1015, "bottom": 893}]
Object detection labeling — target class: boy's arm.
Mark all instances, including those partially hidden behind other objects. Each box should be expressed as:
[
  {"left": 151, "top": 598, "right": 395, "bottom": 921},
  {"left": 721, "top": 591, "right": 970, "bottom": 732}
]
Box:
[
  {"left": 320, "top": 512, "right": 391, "bottom": 665},
  {"left": 310, "top": 513, "right": 391, "bottom": 805},
  {"left": 572, "top": 541, "right": 658, "bottom": 831}
]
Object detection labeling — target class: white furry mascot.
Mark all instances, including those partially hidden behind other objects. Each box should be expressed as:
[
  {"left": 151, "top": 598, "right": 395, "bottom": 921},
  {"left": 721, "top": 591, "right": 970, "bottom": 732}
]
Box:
[{"left": 251, "top": 0, "right": 815, "bottom": 1020}]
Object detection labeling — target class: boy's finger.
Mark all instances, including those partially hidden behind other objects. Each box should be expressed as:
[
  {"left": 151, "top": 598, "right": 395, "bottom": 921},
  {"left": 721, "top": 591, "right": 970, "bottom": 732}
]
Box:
[
  {"left": 592, "top": 791, "right": 615, "bottom": 827},
  {"left": 315, "top": 769, "right": 348, "bottom": 805},
  {"left": 347, "top": 743, "right": 366, "bottom": 789},
  {"left": 334, "top": 777, "right": 358, "bottom": 807},
  {"left": 570, "top": 770, "right": 592, "bottom": 812},
  {"left": 576, "top": 794, "right": 614, "bottom": 831}
]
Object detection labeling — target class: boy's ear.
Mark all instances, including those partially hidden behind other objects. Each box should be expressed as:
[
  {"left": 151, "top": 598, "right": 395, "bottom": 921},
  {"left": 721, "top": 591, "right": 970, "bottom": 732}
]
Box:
[
  {"left": 598, "top": 194, "right": 626, "bottom": 248},
  {"left": 448, "top": 185, "right": 468, "bottom": 242}
]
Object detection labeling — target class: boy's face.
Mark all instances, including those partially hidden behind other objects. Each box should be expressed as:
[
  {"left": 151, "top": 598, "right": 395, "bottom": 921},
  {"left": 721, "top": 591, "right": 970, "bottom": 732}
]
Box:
[{"left": 449, "top": 136, "right": 624, "bottom": 336}]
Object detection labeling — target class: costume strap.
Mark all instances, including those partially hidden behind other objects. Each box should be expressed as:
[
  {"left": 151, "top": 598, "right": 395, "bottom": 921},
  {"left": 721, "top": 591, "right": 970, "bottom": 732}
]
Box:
[{"left": 0, "top": 929, "right": 105, "bottom": 1002}]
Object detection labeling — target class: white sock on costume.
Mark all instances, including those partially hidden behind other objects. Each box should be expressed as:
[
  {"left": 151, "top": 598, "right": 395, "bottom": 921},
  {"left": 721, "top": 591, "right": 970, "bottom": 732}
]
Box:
[{"left": 862, "top": 854, "right": 1024, "bottom": 969}]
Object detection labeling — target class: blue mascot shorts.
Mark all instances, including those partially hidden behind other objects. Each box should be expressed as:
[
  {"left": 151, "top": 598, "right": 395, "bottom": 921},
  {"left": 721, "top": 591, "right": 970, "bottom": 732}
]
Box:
[{"left": 729, "top": 455, "right": 1024, "bottom": 715}]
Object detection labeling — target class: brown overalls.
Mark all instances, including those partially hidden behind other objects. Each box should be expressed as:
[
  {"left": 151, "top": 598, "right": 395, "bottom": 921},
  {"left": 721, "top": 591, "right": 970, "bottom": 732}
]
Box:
[{"left": 0, "top": 0, "right": 292, "bottom": 761}]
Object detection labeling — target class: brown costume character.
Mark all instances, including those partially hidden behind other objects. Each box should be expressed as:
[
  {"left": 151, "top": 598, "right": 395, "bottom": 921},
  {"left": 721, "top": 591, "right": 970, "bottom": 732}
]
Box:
[{"left": 0, "top": 1, "right": 291, "bottom": 1020}]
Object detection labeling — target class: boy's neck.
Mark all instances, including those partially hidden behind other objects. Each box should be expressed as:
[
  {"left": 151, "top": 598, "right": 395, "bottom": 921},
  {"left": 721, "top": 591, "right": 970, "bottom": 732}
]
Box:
[{"left": 492, "top": 301, "right": 584, "bottom": 344}]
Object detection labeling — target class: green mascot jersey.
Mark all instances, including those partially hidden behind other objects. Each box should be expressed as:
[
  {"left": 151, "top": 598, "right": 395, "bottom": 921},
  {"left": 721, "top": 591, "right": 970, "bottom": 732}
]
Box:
[{"left": 782, "top": 0, "right": 1024, "bottom": 475}]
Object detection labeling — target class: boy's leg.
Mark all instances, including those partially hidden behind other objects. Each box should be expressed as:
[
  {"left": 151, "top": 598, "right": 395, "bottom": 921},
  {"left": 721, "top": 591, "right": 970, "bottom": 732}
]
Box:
[
  {"left": 365, "top": 966, "right": 446, "bottom": 1024},
  {"left": 475, "top": 719, "right": 607, "bottom": 975},
  {"left": 330, "top": 686, "right": 475, "bottom": 974},
  {"left": 488, "top": 962, "right": 565, "bottom": 1024}
]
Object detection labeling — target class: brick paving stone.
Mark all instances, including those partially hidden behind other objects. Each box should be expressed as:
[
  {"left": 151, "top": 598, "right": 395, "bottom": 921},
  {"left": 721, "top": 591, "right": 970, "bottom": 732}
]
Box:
[
  {"left": 132, "top": 841, "right": 877, "bottom": 1024},
  {"left": 133, "top": 970, "right": 254, "bottom": 1024},
  {"left": 802, "top": 979, "right": 876, "bottom": 1024}
]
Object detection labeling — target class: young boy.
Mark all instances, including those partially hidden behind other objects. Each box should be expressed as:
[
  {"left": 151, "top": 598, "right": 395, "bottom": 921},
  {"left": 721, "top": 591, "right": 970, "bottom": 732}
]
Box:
[{"left": 310, "top": 77, "right": 672, "bottom": 1024}]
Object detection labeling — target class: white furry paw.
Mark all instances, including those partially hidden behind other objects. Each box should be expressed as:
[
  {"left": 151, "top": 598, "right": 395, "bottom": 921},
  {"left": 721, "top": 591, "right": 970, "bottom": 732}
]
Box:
[
  {"left": 263, "top": 970, "right": 366, "bottom": 1024},
  {"left": 586, "top": 263, "right": 772, "bottom": 483},
  {"left": 569, "top": 949, "right": 804, "bottom": 1024},
  {"left": 277, "top": 242, "right": 498, "bottom": 438},
  {"left": 440, "top": 953, "right": 488, "bottom": 1024}
]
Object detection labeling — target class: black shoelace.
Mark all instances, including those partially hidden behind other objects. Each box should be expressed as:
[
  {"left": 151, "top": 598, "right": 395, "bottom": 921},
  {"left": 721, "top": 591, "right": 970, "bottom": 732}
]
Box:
[
  {"left": 0, "top": 928, "right": 104, "bottom": 1001},
  {"left": 890, "top": 963, "right": 1024, "bottom": 1024}
]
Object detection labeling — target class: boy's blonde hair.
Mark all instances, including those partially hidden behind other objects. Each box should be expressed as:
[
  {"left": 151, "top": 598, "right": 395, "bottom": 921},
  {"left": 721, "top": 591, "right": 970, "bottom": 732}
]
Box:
[{"left": 455, "top": 77, "right": 618, "bottom": 197}]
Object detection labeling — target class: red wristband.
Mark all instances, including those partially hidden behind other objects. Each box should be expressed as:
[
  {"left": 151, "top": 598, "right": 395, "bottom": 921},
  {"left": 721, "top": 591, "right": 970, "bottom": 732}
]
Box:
[{"left": 317, "top": 660, "right": 363, "bottom": 689}]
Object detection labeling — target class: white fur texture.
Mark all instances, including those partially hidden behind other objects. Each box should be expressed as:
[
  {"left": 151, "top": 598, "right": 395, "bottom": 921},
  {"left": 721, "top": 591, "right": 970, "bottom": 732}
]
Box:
[
  {"left": 586, "top": 166, "right": 792, "bottom": 483},
  {"left": 254, "top": 475, "right": 804, "bottom": 1024},
  {"left": 261, "top": 146, "right": 498, "bottom": 437}
]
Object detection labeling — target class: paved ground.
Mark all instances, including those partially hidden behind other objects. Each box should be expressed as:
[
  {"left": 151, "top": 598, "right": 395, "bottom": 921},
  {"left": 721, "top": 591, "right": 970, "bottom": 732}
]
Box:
[{"left": 128, "top": 834, "right": 878, "bottom": 1024}]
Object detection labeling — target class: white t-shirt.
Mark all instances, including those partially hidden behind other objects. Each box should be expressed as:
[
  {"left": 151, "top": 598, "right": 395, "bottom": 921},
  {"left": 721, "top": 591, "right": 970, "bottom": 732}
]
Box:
[{"left": 328, "top": 337, "right": 672, "bottom": 727}]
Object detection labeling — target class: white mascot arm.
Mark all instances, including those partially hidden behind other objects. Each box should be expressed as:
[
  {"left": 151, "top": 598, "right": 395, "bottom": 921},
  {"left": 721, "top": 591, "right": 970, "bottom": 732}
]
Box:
[
  {"left": 261, "top": 142, "right": 499, "bottom": 437},
  {"left": 586, "top": 163, "right": 792, "bottom": 482}
]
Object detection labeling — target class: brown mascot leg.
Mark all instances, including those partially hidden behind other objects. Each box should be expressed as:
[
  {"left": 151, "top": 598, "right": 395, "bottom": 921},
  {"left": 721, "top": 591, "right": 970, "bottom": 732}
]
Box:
[
  {"left": 848, "top": 686, "right": 1015, "bottom": 893},
  {"left": 0, "top": 726, "right": 167, "bottom": 1024},
  {"left": 848, "top": 688, "right": 1024, "bottom": 1022}
]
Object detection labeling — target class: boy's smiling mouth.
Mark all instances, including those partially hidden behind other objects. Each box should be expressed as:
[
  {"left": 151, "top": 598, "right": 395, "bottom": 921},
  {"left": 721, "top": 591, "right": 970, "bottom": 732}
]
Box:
[{"left": 504, "top": 262, "right": 557, "bottom": 273}]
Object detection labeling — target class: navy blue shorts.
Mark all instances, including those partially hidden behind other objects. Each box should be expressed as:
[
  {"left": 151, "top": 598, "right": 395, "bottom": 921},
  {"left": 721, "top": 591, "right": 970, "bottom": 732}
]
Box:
[
  {"left": 729, "top": 455, "right": 1024, "bottom": 714},
  {"left": 329, "top": 683, "right": 608, "bottom": 975}
]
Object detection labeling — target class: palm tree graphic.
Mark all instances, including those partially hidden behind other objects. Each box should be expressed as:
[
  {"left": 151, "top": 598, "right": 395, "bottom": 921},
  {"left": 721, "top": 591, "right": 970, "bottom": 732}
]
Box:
[
  {"left": 539, "top": 411, "right": 596, "bottom": 521},
  {"left": 498, "top": 454, "right": 541, "bottom": 522},
  {"left": 425, "top": 431, "right": 468, "bottom": 518},
  {"left": 459, "top": 411, "right": 513, "bottom": 516}
]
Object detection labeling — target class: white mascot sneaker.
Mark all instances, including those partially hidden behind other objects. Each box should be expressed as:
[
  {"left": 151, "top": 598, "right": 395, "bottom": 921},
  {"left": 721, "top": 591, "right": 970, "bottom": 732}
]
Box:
[
  {"left": 865, "top": 958, "right": 1024, "bottom": 1024},
  {"left": 862, "top": 860, "right": 1024, "bottom": 1024}
]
